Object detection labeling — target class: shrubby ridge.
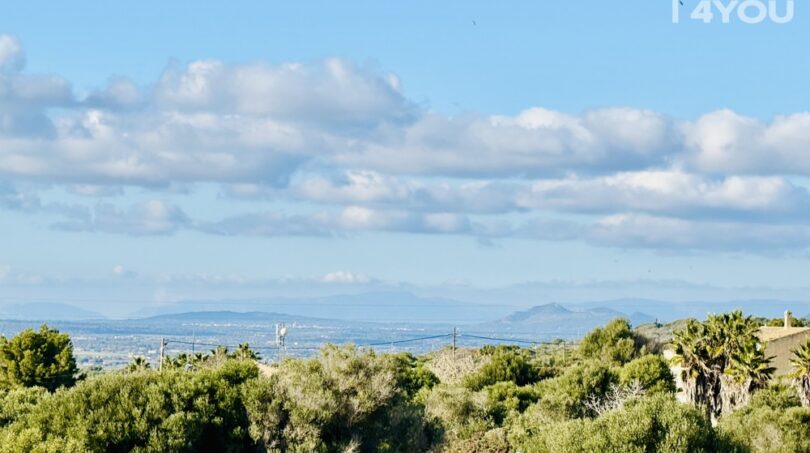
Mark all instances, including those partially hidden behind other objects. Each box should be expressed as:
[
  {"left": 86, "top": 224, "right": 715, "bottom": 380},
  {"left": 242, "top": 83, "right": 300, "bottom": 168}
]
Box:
[{"left": 1, "top": 313, "right": 810, "bottom": 452}]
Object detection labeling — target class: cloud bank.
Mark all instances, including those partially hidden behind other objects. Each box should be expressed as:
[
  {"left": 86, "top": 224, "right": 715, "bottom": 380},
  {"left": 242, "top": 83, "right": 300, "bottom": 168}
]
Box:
[{"left": 1, "top": 33, "right": 809, "bottom": 253}]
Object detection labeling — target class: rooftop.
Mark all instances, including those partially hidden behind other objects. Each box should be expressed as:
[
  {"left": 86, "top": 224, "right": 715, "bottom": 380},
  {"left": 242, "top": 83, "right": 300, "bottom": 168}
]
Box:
[{"left": 757, "top": 326, "right": 810, "bottom": 342}]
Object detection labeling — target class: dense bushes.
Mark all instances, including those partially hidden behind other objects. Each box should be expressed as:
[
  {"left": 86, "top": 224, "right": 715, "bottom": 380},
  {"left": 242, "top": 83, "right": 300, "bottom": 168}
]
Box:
[
  {"left": 0, "top": 325, "right": 78, "bottom": 391},
  {"left": 718, "top": 385, "right": 810, "bottom": 452},
  {"left": 619, "top": 354, "right": 676, "bottom": 394},
  {"left": 242, "top": 345, "right": 436, "bottom": 452},
  {"left": 1, "top": 315, "right": 809, "bottom": 452},
  {"left": 463, "top": 346, "right": 551, "bottom": 391},
  {"left": 509, "top": 394, "right": 717, "bottom": 453},
  {"left": 579, "top": 318, "right": 641, "bottom": 365},
  {"left": 0, "top": 360, "right": 259, "bottom": 453}
]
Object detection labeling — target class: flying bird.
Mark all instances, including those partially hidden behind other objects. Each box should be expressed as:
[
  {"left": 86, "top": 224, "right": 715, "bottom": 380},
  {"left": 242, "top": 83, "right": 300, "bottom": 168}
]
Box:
[{"left": 472, "top": 20, "right": 477, "bottom": 26}]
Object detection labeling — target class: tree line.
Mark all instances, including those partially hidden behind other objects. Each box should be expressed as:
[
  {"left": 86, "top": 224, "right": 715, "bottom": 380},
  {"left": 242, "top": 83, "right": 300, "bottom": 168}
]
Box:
[{"left": 1, "top": 312, "right": 810, "bottom": 452}]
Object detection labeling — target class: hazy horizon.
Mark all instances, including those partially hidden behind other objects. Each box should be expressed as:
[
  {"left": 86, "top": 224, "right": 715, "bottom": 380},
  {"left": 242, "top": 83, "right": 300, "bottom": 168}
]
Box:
[{"left": 2, "top": 1, "right": 810, "bottom": 319}]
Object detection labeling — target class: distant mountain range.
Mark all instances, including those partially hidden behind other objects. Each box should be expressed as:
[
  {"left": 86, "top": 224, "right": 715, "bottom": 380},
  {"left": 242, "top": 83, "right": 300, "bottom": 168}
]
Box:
[
  {"left": 475, "top": 303, "right": 655, "bottom": 337},
  {"left": 1, "top": 293, "right": 808, "bottom": 327},
  {"left": 132, "top": 291, "right": 516, "bottom": 324},
  {"left": 138, "top": 310, "right": 351, "bottom": 326},
  {"left": 569, "top": 298, "right": 810, "bottom": 322},
  {"left": 0, "top": 303, "right": 104, "bottom": 321}
]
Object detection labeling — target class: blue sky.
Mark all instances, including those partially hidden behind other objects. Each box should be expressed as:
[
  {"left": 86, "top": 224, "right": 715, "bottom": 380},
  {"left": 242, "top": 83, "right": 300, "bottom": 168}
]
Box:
[{"left": 1, "top": 1, "right": 810, "bottom": 316}]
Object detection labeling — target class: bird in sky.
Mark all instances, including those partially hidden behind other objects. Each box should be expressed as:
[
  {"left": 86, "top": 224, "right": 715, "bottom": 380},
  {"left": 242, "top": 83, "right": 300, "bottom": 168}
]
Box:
[{"left": 472, "top": 20, "right": 477, "bottom": 26}]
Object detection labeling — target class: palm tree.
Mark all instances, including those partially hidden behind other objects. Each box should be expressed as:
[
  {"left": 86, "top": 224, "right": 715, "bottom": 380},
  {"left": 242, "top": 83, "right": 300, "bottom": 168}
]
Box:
[
  {"left": 724, "top": 340, "right": 775, "bottom": 410},
  {"left": 791, "top": 338, "right": 810, "bottom": 407},
  {"left": 234, "top": 343, "right": 259, "bottom": 361},
  {"left": 672, "top": 311, "right": 771, "bottom": 421},
  {"left": 126, "top": 356, "right": 151, "bottom": 373},
  {"left": 192, "top": 352, "right": 206, "bottom": 364},
  {"left": 211, "top": 346, "right": 229, "bottom": 358}
]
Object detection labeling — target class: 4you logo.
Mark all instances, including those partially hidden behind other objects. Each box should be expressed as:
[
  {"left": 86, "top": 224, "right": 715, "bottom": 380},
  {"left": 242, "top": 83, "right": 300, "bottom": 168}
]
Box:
[{"left": 673, "top": 0, "right": 795, "bottom": 24}]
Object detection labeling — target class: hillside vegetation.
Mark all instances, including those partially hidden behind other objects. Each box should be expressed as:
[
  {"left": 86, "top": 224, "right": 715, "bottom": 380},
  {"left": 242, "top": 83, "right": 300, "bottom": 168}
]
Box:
[{"left": 1, "top": 314, "right": 810, "bottom": 452}]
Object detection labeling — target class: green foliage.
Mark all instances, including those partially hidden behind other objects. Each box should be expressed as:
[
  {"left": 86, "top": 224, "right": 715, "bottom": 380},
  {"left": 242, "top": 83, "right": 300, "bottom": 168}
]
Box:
[
  {"left": 747, "top": 384, "right": 802, "bottom": 411},
  {"left": 535, "top": 362, "right": 618, "bottom": 419},
  {"left": 791, "top": 337, "right": 810, "bottom": 407},
  {"left": 125, "top": 356, "right": 151, "bottom": 373},
  {"left": 0, "top": 387, "right": 48, "bottom": 427},
  {"left": 509, "top": 394, "right": 717, "bottom": 453},
  {"left": 424, "top": 384, "right": 489, "bottom": 441},
  {"left": 718, "top": 395, "right": 810, "bottom": 452},
  {"left": 483, "top": 381, "right": 540, "bottom": 425},
  {"left": 242, "top": 345, "right": 435, "bottom": 452},
  {"left": 386, "top": 352, "right": 439, "bottom": 400},
  {"left": 763, "top": 317, "right": 807, "bottom": 327},
  {"left": 0, "top": 360, "right": 259, "bottom": 453},
  {"left": 0, "top": 325, "right": 78, "bottom": 392},
  {"left": 463, "top": 346, "right": 551, "bottom": 391},
  {"left": 579, "top": 319, "right": 640, "bottom": 365},
  {"left": 0, "top": 312, "right": 803, "bottom": 452},
  {"left": 672, "top": 311, "right": 773, "bottom": 419},
  {"left": 619, "top": 354, "right": 676, "bottom": 394}
]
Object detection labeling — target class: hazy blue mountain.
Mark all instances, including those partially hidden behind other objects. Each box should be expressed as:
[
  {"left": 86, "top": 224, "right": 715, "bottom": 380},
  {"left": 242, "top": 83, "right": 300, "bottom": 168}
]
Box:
[
  {"left": 0, "top": 303, "right": 104, "bottom": 321},
  {"left": 571, "top": 298, "right": 810, "bottom": 322},
  {"left": 472, "top": 303, "right": 655, "bottom": 338},
  {"left": 132, "top": 291, "right": 516, "bottom": 324},
  {"left": 136, "top": 310, "right": 350, "bottom": 325}
]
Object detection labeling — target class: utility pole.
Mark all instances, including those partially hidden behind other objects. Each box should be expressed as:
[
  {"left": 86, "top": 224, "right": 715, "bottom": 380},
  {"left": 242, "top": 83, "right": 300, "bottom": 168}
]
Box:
[
  {"left": 159, "top": 337, "right": 166, "bottom": 371},
  {"left": 562, "top": 341, "right": 567, "bottom": 365},
  {"left": 452, "top": 327, "right": 457, "bottom": 362},
  {"left": 276, "top": 323, "right": 287, "bottom": 363}
]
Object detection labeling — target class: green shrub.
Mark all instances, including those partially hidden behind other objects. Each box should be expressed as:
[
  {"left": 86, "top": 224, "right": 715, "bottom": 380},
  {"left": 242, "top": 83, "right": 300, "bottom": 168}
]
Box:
[
  {"left": 483, "top": 381, "right": 540, "bottom": 425},
  {"left": 0, "top": 387, "right": 48, "bottom": 427},
  {"left": 718, "top": 385, "right": 810, "bottom": 452},
  {"left": 242, "top": 345, "right": 435, "bottom": 452},
  {"left": 0, "top": 325, "right": 78, "bottom": 392},
  {"left": 579, "top": 319, "right": 640, "bottom": 365},
  {"left": 619, "top": 354, "right": 675, "bottom": 394},
  {"left": 0, "top": 360, "right": 258, "bottom": 453},
  {"left": 463, "top": 346, "right": 550, "bottom": 391},
  {"left": 535, "top": 362, "right": 618, "bottom": 419},
  {"left": 509, "top": 394, "right": 716, "bottom": 453},
  {"left": 386, "top": 352, "right": 439, "bottom": 399},
  {"left": 424, "top": 384, "right": 489, "bottom": 441}
]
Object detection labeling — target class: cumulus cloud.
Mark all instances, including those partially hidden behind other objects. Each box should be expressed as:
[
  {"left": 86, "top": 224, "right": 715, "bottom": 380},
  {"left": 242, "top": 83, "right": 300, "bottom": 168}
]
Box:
[
  {"left": 155, "top": 58, "right": 415, "bottom": 129},
  {"left": 0, "top": 35, "right": 24, "bottom": 72},
  {"left": 518, "top": 171, "right": 810, "bottom": 221},
  {"left": 587, "top": 213, "right": 810, "bottom": 252},
  {"left": 321, "top": 271, "right": 371, "bottom": 284},
  {"left": 112, "top": 264, "right": 138, "bottom": 278},
  {"left": 683, "top": 110, "right": 810, "bottom": 176},
  {"left": 198, "top": 206, "right": 476, "bottom": 237},
  {"left": 53, "top": 200, "right": 189, "bottom": 235},
  {"left": 3, "top": 33, "right": 810, "bottom": 253},
  {"left": 335, "top": 107, "right": 677, "bottom": 178}
]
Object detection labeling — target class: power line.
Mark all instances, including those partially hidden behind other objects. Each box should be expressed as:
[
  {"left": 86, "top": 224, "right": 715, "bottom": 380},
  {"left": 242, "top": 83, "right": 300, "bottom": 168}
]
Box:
[{"left": 361, "top": 333, "right": 453, "bottom": 347}]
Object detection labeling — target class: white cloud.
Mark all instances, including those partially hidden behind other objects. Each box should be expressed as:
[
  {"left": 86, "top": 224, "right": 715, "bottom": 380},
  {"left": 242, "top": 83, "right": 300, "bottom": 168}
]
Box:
[
  {"left": 53, "top": 200, "right": 188, "bottom": 235},
  {"left": 3, "top": 35, "right": 810, "bottom": 254},
  {"left": 518, "top": 170, "right": 809, "bottom": 220},
  {"left": 684, "top": 110, "right": 810, "bottom": 175},
  {"left": 112, "top": 264, "right": 138, "bottom": 278},
  {"left": 336, "top": 107, "right": 676, "bottom": 178},
  {"left": 321, "top": 271, "right": 371, "bottom": 284},
  {"left": 154, "top": 58, "right": 414, "bottom": 128},
  {"left": 587, "top": 213, "right": 810, "bottom": 252},
  {"left": 0, "top": 35, "right": 24, "bottom": 72}
]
